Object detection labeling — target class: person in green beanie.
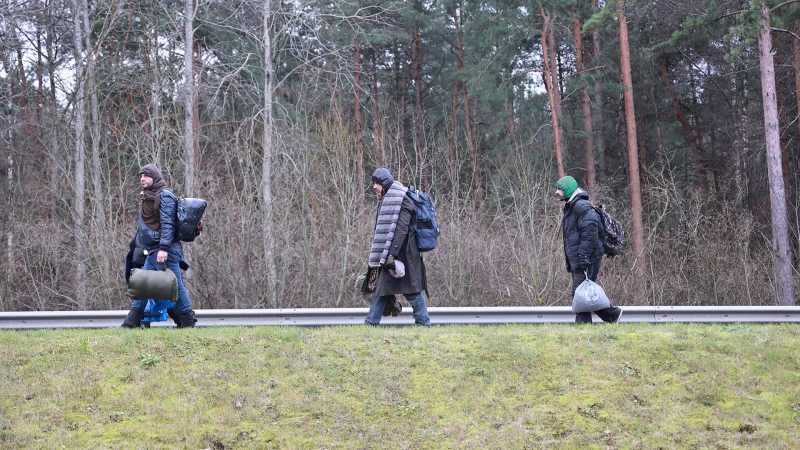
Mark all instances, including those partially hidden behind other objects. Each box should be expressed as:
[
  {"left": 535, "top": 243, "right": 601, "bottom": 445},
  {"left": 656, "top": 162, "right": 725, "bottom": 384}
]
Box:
[{"left": 555, "top": 176, "right": 623, "bottom": 324}]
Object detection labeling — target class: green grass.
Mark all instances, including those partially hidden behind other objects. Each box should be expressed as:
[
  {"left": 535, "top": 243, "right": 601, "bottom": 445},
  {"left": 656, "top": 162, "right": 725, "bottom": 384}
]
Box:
[{"left": 2, "top": 323, "right": 800, "bottom": 449}]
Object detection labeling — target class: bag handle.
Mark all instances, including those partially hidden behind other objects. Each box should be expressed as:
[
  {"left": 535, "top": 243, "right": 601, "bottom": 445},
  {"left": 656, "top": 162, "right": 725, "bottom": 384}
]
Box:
[{"left": 145, "top": 249, "right": 169, "bottom": 272}]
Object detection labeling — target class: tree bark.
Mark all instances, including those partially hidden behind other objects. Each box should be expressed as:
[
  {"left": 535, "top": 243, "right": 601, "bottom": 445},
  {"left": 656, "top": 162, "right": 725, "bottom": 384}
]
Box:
[
  {"left": 454, "top": 6, "right": 483, "bottom": 206},
  {"left": 411, "top": 24, "right": 427, "bottom": 184},
  {"left": 80, "top": 0, "right": 105, "bottom": 229},
  {"left": 592, "top": 0, "right": 606, "bottom": 178},
  {"left": 775, "top": 42, "right": 791, "bottom": 196},
  {"left": 354, "top": 18, "right": 365, "bottom": 201},
  {"left": 618, "top": 0, "right": 646, "bottom": 297},
  {"left": 573, "top": 13, "right": 596, "bottom": 196},
  {"left": 540, "top": 9, "right": 565, "bottom": 178},
  {"left": 262, "top": 0, "right": 278, "bottom": 308},
  {"left": 795, "top": 19, "right": 800, "bottom": 142},
  {"left": 184, "top": 0, "right": 196, "bottom": 196},
  {"left": 757, "top": 4, "right": 794, "bottom": 306},
  {"left": 71, "top": 0, "right": 88, "bottom": 310},
  {"left": 690, "top": 73, "right": 709, "bottom": 191},
  {"left": 371, "top": 54, "right": 384, "bottom": 166}
]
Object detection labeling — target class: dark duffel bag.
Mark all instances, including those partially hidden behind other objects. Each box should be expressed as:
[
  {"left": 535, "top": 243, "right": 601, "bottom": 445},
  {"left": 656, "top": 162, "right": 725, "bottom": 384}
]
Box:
[{"left": 127, "top": 268, "right": 178, "bottom": 303}]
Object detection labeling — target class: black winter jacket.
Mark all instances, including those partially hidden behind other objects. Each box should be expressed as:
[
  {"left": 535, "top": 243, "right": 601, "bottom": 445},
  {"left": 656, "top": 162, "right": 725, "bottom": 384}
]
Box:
[
  {"left": 137, "top": 188, "right": 180, "bottom": 252},
  {"left": 562, "top": 191, "right": 604, "bottom": 272}
]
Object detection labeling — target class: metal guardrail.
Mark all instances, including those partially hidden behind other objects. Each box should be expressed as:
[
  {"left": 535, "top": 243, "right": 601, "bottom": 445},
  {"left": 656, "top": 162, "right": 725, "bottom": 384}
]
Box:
[{"left": 1, "top": 306, "right": 799, "bottom": 329}]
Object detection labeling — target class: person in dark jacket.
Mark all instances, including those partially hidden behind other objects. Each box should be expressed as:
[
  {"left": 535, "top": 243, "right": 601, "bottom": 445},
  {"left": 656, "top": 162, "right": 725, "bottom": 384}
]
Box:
[
  {"left": 364, "top": 168, "right": 431, "bottom": 326},
  {"left": 556, "top": 175, "right": 622, "bottom": 324},
  {"left": 121, "top": 164, "right": 197, "bottom": 328}
]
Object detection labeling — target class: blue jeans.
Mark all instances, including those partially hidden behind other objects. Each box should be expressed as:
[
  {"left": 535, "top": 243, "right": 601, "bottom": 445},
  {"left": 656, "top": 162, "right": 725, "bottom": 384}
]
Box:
[
  {"left": 365, "top": 292, "right": 431, "bottom": 326},
  {"left": 132, "top": 245, "right": 193, "bottom": 313}
]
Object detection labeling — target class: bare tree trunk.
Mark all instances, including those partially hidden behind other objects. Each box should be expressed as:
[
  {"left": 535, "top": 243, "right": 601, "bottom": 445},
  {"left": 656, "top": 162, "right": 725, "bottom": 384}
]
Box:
[
  {"left": 454, "top": 6, "right": 482, "bottom": 206},
  {"left": 71, "top": 0, "right": 87, "bottom": 310},
  {"left": 411, "top": 25, "right": 426, "bottom": 184},
  {"left": 81, "top": 0, "right": 105, "bottom": 228},
  {"left": 757, "top": 4, "right": 794, "bottom": 306},
  {"left": 45, "top": 9, "right": 62, "bottom": 216},
  {"left": 262, "top": 0, "right": 278, "bottom": 308},
  {"left": 775, "top": 41, "right": 791, "bottom": 200},
  {"left": 618, "top": 0, "right": 646, "bottom": 298},
  {"left": 184, "top": 0, "right": 196, "bottom": 196},
  {"left": 540, "top": 9, "right": 564, "bottom": 178},
  {"left": 573, "top": 13, "right": 595, "bottom": 195},
  {"left": 659, "top": 55, "right": 708, "bottom": 193},
  {"left": 710, "top": 127, "right": 720, "bottom": 192},
  {"left": 450, "top": 74, "right": 459, "bottom": 194},
  {"left": 794, "top": 19, "right": 800, "bottom": 141},
  {"left": 592, "top": 0, "right": 606, "bottom": 177},
  {"left": 371, "top": 55, "right": 384, "bottom": 166},
  {"left": 354, "top": 20, "right": 365, "bottom": 201},
  {"left": 506, "top": 93, "right": 516, "bottom": 136}
]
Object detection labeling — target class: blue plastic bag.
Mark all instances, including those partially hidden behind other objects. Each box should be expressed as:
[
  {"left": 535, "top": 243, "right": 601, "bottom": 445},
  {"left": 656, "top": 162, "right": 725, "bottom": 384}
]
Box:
[{"left": 141, "top": 299, "right": 175, "bottom": 324}]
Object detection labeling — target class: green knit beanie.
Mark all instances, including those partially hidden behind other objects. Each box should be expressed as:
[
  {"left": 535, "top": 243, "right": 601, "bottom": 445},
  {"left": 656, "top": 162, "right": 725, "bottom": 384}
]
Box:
[{"left": 556, "top": 176, "right": 579, "bottom": 200}]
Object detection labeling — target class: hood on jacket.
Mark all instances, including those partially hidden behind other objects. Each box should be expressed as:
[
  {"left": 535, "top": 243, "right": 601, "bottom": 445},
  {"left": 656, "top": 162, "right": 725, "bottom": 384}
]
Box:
[
  {"left": 371, "top": 168, "right": 395, "bottom": 192},
  {"left": 138, "top": 164, "right": 163, "bottom": 184}
]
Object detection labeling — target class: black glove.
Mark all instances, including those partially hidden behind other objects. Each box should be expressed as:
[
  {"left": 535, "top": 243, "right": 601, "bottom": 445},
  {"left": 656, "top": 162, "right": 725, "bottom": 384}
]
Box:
[
  {"left": 384, "top": 254, "right": 396, "bottom": 270},
  {"left": 578, "top": 255, "right": 590, "bottom": 271}
]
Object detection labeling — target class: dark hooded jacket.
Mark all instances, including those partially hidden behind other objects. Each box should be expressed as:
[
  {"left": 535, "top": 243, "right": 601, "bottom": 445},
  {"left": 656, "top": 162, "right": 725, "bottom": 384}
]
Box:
[
  {"left": 562, "top": 190, "right": 604, "bottom": 272},
  {"left": 137, "top": 189, "right": 179, "bottom": 252},
  {"left": 370, "top": 169, "right": 425, "bottom": 296}
]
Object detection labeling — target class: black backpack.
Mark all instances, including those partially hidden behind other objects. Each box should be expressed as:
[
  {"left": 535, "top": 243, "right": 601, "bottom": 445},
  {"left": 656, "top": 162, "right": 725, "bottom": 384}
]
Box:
[
  {"left": 406, "top": 186, "right": 439, "bottom": 252},
  {"left": 176, "top": 198, "right": 207, "bottom": 242},
  {"left": 158, "top": 189, "right": 206, "bottom": 242}
]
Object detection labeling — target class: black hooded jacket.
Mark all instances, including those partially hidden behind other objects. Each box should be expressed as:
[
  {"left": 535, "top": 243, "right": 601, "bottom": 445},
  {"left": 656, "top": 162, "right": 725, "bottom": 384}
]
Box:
[{"left": 562, "top": 191, "right": 604, "bottom": 272}]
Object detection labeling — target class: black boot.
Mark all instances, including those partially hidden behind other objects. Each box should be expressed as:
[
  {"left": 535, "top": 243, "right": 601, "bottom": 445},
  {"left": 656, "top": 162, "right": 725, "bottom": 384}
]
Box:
[
  {"left": 121, "top": 308, "right": 145, "bottom": 328},
  {"left": 177, "top": 309, "right": 197, "bottom": 328},
  {"left": 167, "top": 307, "right": 180, "bottom": 326}
]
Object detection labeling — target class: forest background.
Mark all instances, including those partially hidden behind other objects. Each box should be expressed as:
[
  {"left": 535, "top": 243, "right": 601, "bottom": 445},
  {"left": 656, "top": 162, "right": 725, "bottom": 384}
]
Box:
[{"left": 1, "top": 0, "right": 799, "bottom": 312}]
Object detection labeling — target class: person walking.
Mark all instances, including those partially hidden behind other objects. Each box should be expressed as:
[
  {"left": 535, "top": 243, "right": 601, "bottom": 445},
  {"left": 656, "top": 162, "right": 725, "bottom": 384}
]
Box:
[
  {"left": 122, "top": 164, "right": 197, "bottom": 328},
  {"left": 556, "top": 175, "right": 622, "bottom": 324},
  {"left": 363, "top": 168, "right": 431, "bottom": 326}
]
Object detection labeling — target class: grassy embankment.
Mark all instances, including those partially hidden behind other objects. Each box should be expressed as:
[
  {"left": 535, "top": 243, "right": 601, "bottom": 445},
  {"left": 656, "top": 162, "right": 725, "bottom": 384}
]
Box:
[{"left": 1, "top": 323, "right": 799, "bottom": 449}]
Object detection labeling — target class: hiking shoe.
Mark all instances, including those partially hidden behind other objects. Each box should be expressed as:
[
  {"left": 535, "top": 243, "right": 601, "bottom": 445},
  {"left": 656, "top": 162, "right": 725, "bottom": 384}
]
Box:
[{"left": 613, "top": 308, "right": 623, "bottom": 323}]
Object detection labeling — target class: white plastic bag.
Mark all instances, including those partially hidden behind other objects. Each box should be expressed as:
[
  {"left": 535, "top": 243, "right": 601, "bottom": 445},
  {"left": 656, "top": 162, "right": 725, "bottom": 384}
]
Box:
[{"left": 572, "top": 272, "right": 611, "bottom": 313}]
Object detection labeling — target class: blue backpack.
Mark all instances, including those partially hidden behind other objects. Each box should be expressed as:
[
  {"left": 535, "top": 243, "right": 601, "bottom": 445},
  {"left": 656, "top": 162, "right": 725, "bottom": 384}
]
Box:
[{"left": 406, "top": 186, "right": 439, "bottom": 252}]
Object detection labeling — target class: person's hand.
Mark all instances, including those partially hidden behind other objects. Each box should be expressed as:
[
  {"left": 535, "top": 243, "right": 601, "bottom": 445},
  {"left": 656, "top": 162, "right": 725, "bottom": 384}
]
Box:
[
  {"left": 578, "top": 255, "right": 590, "bottom": 270},
  {"left": 157, "top": 250, "right": 168, "bottom": 264},
  {"left": 384, "top": 254, "right": 396, "bottom": 270}
]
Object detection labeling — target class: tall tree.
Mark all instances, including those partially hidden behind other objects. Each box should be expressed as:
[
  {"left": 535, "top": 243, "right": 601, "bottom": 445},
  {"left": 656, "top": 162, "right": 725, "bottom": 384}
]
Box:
[
  {"left": 453, "top": 5, "right": 482, "bottom": 206},
  {"left": 618, "top": 0, "right": 646, "bottom": 296},
  {"left": 185, "top": 0, "right": 197, "bottom": 196},
  {"left": 354, "top": 17, "right": 365, "bottom": 201},
  {"left": 591, "top": 0, "right": 607, "bottom": 177},
  {"left": 573, "top": 11, "right": 595, "bottom": 195},
  {"left": 540, "top": 8, "right": 564, "bottom": 178},
  {"left": 71, "top": 0, "right": 88, "bottom": 309},
  {"left": 262, "top": 0, "right": 278, "bottom": 308},
  {"left": 756, "top": 2, "right": 794, "bottom": 306},
  {"left": 410, "top": 2, "right": 427, "bottom": 183}
]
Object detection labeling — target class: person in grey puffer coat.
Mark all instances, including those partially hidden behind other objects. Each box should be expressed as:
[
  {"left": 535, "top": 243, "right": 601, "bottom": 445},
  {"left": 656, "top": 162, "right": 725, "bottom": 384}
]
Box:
[
  {"left": 363, "top": 168, "right": 431, "bottom": 326},
  {"left": 556, "top": 175, "right": 623, "bottom": 324},
  {"left": 121, "top": 164, "right": 197, "bottom": 328}
]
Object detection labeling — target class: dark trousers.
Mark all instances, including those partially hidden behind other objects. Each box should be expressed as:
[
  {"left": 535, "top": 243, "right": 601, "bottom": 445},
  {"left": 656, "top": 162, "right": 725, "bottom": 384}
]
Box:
[{"left": 571, "top": 260, "right": 621, "bottom": 324}]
